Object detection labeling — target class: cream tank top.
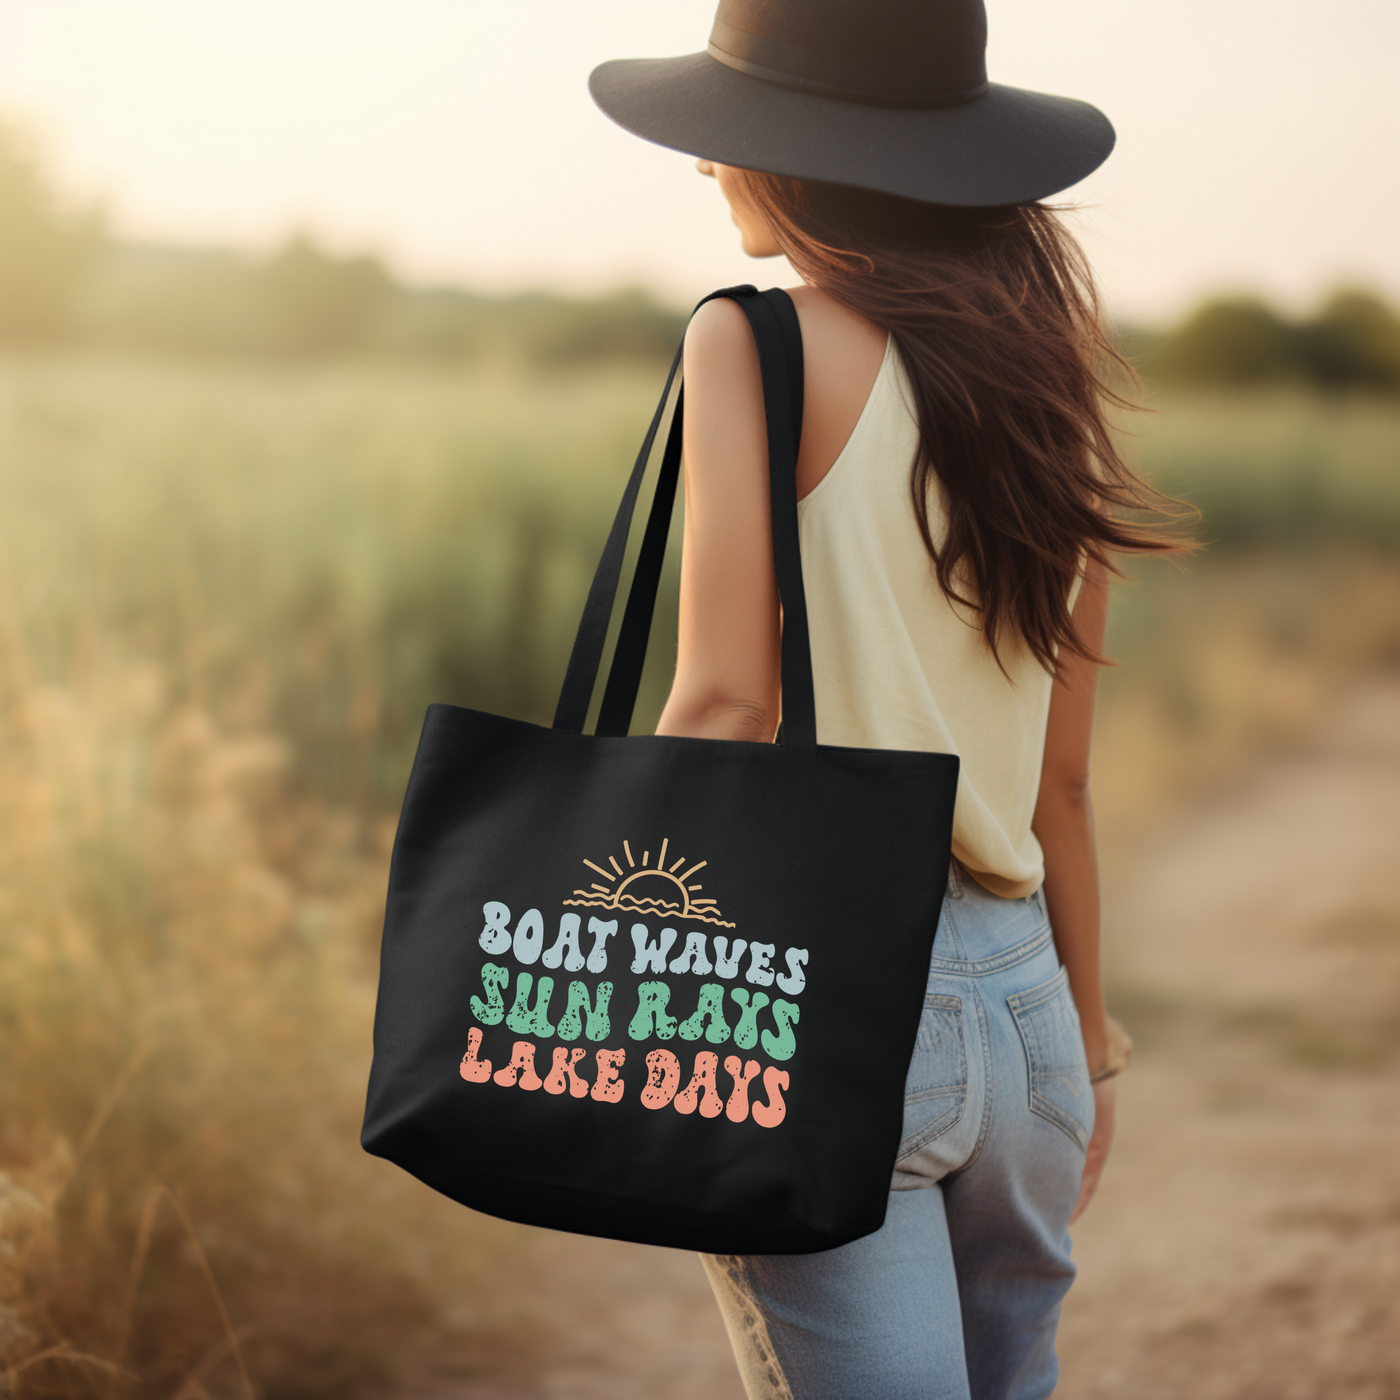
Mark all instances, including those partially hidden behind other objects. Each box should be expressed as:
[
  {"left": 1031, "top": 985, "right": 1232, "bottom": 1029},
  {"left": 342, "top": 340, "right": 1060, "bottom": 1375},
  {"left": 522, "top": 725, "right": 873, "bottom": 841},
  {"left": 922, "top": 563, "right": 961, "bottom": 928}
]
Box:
[{"left": 797, "top": 333, "right": 1067, "bottom": 900}]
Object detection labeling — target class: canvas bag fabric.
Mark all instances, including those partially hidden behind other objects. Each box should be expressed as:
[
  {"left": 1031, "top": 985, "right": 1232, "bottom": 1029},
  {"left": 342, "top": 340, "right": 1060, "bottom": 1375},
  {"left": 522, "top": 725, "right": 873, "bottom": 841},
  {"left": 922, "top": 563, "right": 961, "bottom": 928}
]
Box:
[{"left": 361, "top": 286, "right": 960, "bottom": 1254}]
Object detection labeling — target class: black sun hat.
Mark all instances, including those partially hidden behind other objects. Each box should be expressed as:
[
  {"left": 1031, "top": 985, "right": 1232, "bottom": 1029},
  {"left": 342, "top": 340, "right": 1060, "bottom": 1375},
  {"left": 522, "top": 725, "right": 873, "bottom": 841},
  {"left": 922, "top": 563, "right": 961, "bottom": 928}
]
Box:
[{"left": 590, "top": 0, "right": 1115, "bottom": 208}]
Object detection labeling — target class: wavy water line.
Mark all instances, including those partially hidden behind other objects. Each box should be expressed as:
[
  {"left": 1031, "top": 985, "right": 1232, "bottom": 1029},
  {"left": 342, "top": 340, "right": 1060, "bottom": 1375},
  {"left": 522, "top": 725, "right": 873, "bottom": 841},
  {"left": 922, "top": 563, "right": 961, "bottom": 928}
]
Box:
[
  {"left": 562, "top": 894, "right": 736, "bottom": 929},
  {"left": 571, "top": 893, "right": 681, "bottom": 912}
]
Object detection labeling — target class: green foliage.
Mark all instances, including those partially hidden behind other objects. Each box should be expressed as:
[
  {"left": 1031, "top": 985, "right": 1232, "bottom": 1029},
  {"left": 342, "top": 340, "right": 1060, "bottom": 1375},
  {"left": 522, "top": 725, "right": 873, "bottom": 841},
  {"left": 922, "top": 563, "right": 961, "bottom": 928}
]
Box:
[
  {"left": 0, "top": 357, "right": 680, "bottom": 809},
  {"left": 377, "top": 284, "right": 689, "bottom": 366},
  {"left": 1123, "top": 391, "right": 1400, "bottom": 549},
  {"left": 1147, "top": 298, "right": 1292, "bottom": 386},
  {"left": 1142, "top": 290, "right": 1400, "bottom": 393},
  {"left": 1300, "top": 290, "right": 1400, "bottom": 391}
]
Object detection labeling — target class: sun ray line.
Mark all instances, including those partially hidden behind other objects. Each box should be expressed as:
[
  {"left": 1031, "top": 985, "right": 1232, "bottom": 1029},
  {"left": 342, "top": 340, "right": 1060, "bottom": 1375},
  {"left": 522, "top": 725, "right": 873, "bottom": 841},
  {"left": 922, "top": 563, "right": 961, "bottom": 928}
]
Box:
[
  {"left": 608, "top": 855, "right": 624, "bottom": 876},
  {"left": 678, "top": 861, "right": 707, "bottom": 882},
  {"left": 641, "top": 851, "right": 650, "bottom": 866},
  {"left": 669, "top": 857, "right": 685, "bottom": 872},
  {"left": 583, "top": 859, "right": 615, "bottom": 881},
  {"left": 623, "top": 840, "right": 635, "bottom": 867},
  {"left": 590, "top": 883, "right": 611, "bottom": 894},
  {"left": 658, "top": 838, "right": 669, "bottom": 870}
]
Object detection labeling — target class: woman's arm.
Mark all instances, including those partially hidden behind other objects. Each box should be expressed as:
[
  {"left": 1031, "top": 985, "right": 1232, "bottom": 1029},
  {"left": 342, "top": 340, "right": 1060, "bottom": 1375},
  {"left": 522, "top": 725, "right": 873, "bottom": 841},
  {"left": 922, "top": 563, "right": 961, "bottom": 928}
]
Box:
[
  {"left": 1031, "top": 555, "right": 1115, "bottom": 1221},
  {"left": 655, "top": 297, "right": 781, "bottom": 742}
]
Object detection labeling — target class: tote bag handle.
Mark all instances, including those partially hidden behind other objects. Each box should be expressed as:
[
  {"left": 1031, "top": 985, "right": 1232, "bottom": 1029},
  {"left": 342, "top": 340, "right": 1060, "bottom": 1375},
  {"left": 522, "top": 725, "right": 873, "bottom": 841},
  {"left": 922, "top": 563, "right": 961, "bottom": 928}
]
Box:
[
  {"left": 598, "top": 288, "right": 809, "bottom": 742},
  {"left": 551, "top": 286, "right": 816, "bottom": 750}
]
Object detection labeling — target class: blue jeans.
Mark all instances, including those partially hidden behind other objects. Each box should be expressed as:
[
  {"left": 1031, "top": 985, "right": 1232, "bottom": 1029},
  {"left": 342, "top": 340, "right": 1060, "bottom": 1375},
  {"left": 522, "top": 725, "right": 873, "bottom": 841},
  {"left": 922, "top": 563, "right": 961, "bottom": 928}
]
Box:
[{"left": 702, "top": 862, "right": 1093, "bottom": 1400}]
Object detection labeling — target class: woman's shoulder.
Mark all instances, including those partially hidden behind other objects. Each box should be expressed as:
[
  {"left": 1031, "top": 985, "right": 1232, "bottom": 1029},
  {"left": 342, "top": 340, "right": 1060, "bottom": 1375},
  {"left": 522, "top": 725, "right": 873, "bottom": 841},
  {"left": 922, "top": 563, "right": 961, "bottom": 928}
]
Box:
[
  {"left": 685, "top": 284, "right": 885, "bottom": 360},
  {"left": 685, "top": 283, "right": 892, "bottom": 502},
  {"left": 683, "top": 292, "right": 755, "bottom": 367},
  {"left": 784, "top": 283, "right": 887, "bottom": 361},
  {"left": 686, "top": 284, "right": 887, "bottom": 397}
]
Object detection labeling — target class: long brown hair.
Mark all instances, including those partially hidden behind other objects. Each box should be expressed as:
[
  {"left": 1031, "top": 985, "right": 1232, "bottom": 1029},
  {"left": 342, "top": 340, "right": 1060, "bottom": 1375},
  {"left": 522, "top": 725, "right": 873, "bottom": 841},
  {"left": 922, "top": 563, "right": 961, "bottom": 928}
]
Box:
[{"left": 732, "top": 169, "right": 1190, "bottom": 673}]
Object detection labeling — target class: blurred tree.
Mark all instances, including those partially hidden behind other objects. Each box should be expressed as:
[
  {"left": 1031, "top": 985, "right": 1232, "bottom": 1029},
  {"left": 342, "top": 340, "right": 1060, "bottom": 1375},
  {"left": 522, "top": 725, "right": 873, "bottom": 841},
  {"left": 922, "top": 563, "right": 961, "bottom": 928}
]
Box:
[
  {"left": 1146, "top": 297, "right": 1298, "bottom": 387},
  {"left": 0, "top": 117, "right": 102, "bottom": 343},
  {"left": 1297, "top": 289, "right": 1400, "bottom": 393},
  {"left": 375, "top": 285, "right": 688, "bottom": 367},
  {"left": 530, "top": 287, "right": 690, "bottom": 366},
  {"left": 1145, "top": 290, "right": 1400, "bottom": 394},
  {"left": 256, "top": 234, "right": 391, "bottom": 355}
]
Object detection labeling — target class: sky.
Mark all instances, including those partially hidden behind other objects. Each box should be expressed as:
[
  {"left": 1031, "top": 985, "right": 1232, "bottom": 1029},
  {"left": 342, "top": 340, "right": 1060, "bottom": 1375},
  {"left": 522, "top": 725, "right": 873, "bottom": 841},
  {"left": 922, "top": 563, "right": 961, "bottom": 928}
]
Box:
[{"left": 1, "top": 0, "right": 1397, "bottom": 324}]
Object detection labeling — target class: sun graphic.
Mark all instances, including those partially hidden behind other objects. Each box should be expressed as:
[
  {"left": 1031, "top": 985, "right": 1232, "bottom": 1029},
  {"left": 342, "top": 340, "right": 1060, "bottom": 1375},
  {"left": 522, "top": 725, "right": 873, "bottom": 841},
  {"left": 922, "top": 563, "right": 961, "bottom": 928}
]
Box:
[{"left": 562, "top": 838, "right": 735, "bottom": 928}]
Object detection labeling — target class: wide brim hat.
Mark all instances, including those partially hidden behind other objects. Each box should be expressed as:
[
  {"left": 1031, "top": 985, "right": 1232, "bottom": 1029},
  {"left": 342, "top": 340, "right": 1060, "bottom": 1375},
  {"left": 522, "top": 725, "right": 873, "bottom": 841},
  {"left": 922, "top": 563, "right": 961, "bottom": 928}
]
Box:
[{"left": 590, "top": 0, "right": 1115, "bottom": 208}]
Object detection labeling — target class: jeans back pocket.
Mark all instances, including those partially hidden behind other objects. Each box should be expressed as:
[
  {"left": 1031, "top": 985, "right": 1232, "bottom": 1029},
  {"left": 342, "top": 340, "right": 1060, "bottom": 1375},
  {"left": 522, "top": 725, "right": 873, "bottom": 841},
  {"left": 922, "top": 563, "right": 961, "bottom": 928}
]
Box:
[
  {"left": 898, "top": 994, "right": 968, "bottom": 1159},
  {"left": 1007, "top": 967, "right": 1093, "bottom": 1151}
]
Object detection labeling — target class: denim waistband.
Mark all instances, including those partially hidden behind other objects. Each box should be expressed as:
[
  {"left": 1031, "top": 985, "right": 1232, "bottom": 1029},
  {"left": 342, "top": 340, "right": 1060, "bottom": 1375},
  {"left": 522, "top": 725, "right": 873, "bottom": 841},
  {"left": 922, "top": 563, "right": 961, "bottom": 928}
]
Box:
[
  {"left": 928, "top": 860, "right": 1054, "bottom": 976},
  {"left": 927, "top": 922, "right": 1054, "bottom": 977}
]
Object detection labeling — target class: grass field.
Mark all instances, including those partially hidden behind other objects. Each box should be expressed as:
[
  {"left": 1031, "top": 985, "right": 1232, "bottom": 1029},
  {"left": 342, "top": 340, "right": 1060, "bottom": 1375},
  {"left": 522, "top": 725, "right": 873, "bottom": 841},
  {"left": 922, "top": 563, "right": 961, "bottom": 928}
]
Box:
[{"left": 1, "top": 355, "right": 1397, "bottom": 1397}]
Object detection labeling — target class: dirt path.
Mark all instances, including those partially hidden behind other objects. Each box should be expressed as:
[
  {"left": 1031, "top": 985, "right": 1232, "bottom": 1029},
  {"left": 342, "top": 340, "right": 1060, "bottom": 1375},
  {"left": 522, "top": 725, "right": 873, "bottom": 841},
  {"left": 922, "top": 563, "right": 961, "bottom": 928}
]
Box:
[
  {"left": 1058, "top": 677, "right": 1400, "bottom": 1398},
  {"left": 422, "top": 678, "right": 1400, "bottom": 1399}
]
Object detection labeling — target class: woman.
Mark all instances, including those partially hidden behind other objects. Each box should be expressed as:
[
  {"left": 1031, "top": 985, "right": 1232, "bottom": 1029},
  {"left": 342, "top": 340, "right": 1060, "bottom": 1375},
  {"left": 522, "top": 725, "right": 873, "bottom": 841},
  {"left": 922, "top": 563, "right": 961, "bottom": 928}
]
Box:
[{"left": 590, "top": 3, "right": 1179, "bottom": 1396}]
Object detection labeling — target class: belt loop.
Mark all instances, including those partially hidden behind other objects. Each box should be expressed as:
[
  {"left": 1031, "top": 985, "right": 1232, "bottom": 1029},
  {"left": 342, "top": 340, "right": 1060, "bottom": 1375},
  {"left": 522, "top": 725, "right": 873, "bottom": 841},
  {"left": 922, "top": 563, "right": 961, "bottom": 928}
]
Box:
[{"left": 948, "top": 859, "right": 963, "bottom": 899}]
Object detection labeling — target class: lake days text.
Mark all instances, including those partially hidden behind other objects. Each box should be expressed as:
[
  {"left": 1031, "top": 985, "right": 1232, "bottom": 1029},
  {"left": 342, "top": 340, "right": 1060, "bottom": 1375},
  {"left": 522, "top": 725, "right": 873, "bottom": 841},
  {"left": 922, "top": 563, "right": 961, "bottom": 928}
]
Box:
[{"left": 458, "top": 902, "right": 810, "bottom": 1127}]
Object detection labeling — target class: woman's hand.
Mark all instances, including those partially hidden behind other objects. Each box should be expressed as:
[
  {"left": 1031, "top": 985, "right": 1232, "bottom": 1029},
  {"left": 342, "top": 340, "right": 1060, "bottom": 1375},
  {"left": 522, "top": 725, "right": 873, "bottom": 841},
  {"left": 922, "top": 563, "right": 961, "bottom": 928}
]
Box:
[{"left": 1069, "top": 1077, "right": 1116, "bottom": 1223}]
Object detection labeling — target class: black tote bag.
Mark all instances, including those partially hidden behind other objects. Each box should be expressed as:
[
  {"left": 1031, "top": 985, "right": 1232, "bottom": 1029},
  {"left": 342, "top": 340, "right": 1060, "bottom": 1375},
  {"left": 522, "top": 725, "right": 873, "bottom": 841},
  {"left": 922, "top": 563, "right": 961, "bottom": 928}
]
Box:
[{"left": 362, "top": 286, "right": 959, "bottom": 1254}]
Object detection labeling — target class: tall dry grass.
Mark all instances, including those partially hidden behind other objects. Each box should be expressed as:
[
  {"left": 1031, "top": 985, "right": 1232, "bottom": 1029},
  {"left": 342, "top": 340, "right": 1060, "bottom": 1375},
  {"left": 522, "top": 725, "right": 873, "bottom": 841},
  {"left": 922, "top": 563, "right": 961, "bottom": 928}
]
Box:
[
  {"left": 0, "top": 355, "right": 663, "bottom": 1397},
  {"left": 0, "top": 357, "right": 1397, "bottom": 1395},
  {"left": 0, "top": 612, "right": 527, "bottom": 1397}
]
